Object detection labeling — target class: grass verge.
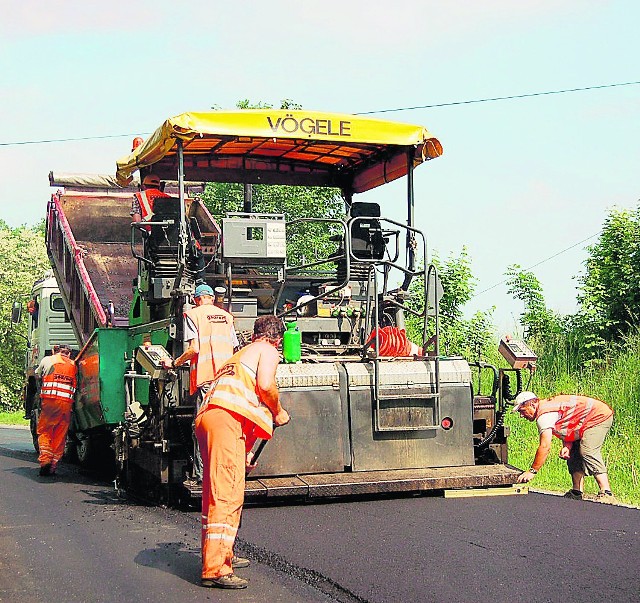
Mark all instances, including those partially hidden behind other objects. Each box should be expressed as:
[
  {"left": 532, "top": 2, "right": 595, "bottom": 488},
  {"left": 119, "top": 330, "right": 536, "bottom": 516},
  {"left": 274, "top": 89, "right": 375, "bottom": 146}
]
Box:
[{"left": 0, "top": 411, "right": 29, "bottom": 426}]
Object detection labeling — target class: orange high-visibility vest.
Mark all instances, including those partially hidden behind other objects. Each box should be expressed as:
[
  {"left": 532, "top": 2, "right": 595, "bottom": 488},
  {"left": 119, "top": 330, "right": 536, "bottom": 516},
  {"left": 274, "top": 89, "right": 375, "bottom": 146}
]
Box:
[
  {"left": 537, "top": 395, "right": 613, "bottom": 442},
  {"left": 185, "top": 304, "right": 234, "bottom": 394},
  {"left": 202, "top": 349, "right": 274, "bottom": 440},
  {"left": 40, "top": 353, "right": 77, "bottom": 403},
  {"left": 133, "top": 188, "right": 172, "bottom": 221}
]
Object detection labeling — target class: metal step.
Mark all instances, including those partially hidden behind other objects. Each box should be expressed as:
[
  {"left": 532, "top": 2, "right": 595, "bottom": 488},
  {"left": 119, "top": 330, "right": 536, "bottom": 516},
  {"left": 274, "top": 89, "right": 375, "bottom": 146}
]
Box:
[
  {"left": 247, "top": 465, "right": 521, "bottom": 500},
  {"left": 377, "top": 392, "right": 439, "bottom": 402}
]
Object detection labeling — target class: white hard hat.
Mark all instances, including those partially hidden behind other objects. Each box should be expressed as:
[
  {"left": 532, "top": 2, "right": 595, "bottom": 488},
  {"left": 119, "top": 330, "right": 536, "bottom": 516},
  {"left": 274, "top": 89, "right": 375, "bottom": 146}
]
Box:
[{"left": 513, "top": 391, "right": 538, "bottom": 412}]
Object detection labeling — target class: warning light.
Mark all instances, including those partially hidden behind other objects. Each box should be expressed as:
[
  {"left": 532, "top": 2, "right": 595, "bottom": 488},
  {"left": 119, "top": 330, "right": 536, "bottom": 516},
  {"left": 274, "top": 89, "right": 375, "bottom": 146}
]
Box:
[
  {"left": 441, "top": 417, "right": 453, "bottom": 430},
  {"left": 132, "top": 137, "right": 144, "bottom": 151}
]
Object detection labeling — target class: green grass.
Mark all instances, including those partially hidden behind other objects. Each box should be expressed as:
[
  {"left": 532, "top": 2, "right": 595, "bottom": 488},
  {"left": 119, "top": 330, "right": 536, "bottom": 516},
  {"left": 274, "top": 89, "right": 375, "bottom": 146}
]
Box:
[{"left": 0, "top": 411, "right": 29, "bottom": 426}]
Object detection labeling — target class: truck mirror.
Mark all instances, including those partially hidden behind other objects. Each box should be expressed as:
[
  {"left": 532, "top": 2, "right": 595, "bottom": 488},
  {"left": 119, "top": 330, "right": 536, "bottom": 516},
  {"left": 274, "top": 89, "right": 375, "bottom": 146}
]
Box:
[{"left": 11, "top": 301, "right": 22, "bottom": 324}]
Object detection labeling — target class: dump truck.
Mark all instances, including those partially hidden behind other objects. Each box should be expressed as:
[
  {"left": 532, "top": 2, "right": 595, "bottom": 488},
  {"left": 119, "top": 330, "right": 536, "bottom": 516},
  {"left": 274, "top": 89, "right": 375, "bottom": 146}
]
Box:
[{"left": 46, "top": 110, "right": 524, "bottom": 505}]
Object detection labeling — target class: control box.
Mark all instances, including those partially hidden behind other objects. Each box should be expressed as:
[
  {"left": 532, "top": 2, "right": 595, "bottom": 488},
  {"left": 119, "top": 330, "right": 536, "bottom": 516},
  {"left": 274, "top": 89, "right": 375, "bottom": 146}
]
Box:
[
  {"left": 136, "top": 344, "right": 172, "bottom": 379},
  {"left": 222, "top": 213, "right": 286, "bottom": 263},
  {"left": 498, "top": 337, "right": 537, "bottom": 369}
]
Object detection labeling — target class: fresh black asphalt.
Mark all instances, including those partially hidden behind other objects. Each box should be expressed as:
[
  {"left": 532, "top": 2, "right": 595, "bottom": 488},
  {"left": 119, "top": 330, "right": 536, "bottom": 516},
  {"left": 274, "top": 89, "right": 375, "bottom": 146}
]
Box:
[{"left": 1, "top": 427, "right": 638, "bottom": 603}]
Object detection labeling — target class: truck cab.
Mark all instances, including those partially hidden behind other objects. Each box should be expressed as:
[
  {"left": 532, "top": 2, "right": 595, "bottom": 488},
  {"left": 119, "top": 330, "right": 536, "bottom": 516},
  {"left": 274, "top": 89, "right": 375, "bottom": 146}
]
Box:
[{"left": 22, "top": 271, "right": 78, "bottom": 422}]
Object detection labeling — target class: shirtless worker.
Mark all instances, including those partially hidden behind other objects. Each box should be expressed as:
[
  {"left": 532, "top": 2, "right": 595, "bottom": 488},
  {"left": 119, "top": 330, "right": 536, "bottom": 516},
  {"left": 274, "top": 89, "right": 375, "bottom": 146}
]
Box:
[{"left": 195, "top": 315, "right": 290, "bottom": 589}]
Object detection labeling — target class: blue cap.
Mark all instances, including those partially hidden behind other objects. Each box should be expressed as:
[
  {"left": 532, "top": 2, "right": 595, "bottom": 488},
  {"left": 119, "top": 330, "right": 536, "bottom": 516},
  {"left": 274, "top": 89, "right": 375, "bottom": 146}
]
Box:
[{"left": 194, "top": 284, "right": 214, "bottom": 298}]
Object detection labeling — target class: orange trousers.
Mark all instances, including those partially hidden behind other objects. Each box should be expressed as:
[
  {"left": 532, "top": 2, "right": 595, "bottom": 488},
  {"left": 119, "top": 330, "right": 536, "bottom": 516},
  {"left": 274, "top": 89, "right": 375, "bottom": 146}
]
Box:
[
  {"left": 195, "top": 406, "right": 251, "bottom": 579},
  {"left": 37, "top": 397, "right": 72, "bottom": 470}
]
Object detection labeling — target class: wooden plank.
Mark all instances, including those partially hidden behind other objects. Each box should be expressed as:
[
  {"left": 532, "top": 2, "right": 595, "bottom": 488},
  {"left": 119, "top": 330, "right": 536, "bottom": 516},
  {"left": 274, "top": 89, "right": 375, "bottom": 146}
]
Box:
[{"left": 444, "top": 484, "right": 529, "bottom": 498}]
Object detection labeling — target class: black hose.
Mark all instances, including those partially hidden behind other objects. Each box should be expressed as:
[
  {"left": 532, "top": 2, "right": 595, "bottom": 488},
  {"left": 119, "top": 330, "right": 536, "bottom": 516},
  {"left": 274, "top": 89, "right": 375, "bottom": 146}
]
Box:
[
  {"left": 476, "top": 408, "right": 506, "bottom": 449},
  {"left": 475, "top": 366, "right": 519, "bottom": 450},
  {"left": 501, "top": 370, "right": 522, "bottom": 402}
]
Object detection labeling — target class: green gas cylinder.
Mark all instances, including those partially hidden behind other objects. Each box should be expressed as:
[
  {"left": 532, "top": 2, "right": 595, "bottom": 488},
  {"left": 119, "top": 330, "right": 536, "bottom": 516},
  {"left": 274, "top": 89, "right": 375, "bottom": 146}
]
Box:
[{"left": 282, "top": 320, "right": 301, "bottom": 363}]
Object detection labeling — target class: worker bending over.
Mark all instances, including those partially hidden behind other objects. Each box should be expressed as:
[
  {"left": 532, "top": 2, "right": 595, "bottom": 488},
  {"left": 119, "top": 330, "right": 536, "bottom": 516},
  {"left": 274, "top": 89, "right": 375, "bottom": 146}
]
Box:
[
  {"left": 514, "top": 391, "right": 615, "bottom": 502},
  {"left": 196, "top": 315, "right": 290, "bottom": 589}
]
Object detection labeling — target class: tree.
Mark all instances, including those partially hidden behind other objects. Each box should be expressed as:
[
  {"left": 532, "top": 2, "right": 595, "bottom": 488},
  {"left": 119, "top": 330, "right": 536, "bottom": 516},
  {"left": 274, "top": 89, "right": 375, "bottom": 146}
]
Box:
[
  {"left": 200, "top": 182, "right": 344, "bottom": 269},
  {"left": 405, "top": 248, "right": 494, "bottom": 359},
  {"left": 577, "top": 207, "right": 640, "bottom": 349},
  {"left": 233, "top": 98, "right": 302, "bottom": 110},
  {"left": 505, "top": 264, "right": 561, "bottom": 340},
  {"left": 505, "top": 264, "right": 598, "bottom": 373},
  {"left": 0, "top": 221, "right": 49, "bottom": 410}
]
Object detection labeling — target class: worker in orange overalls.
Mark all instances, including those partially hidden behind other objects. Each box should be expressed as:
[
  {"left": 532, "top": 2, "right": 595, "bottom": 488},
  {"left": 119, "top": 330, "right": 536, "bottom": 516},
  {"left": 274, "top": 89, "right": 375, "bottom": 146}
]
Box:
[
  {"left": 130, "top": 173, "right": 172, "bottom": 224},
  {"left": 37, "top": 344, "right": 77, "bottom": 476},
  {"left": 161, "top": 284, "right": 237, "bottom": 485},
  {"left": 132, "top": 173, "right": 206, "bottom": 281},
  {"left": 195, "top": 315, "right": 290, "bottom": 589},
  {"left": 514, "top": 391, "right": 615, "bottom": 502}
]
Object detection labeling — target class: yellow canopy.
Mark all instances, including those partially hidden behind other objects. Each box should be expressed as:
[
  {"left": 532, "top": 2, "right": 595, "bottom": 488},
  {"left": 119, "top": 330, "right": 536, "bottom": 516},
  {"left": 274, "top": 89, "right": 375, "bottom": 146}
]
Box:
[{"left": 115, "top": 110, "right": 442, "bottom": 193}]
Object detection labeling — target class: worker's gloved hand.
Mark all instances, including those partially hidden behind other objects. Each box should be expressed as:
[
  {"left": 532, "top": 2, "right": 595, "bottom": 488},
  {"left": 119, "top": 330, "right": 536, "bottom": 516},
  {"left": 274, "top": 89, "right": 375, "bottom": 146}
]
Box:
[
  {"left": 274, "top": 408, "right": 290, "bottom": 427},
  {"left": 246, "top": 451, "right": 257, "bottom": 474},
  {"left": 160, "top": 357, "right": 174, "bottom": 370}
]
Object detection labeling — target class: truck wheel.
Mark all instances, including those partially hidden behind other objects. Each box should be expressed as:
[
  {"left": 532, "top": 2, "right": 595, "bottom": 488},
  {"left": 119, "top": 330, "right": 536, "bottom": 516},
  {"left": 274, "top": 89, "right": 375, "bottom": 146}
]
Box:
[
  {"left": 63, "top": 433, "right": 78, "bottom": 463},
  {"left": 76, "top": 435, "right": 95, "bottom": 468},
  {"left": 76, "top": 434, "right": 116, "bottom": 477},
  {"left": 30, "top": 409, "right": 40, "bottom": 454}
]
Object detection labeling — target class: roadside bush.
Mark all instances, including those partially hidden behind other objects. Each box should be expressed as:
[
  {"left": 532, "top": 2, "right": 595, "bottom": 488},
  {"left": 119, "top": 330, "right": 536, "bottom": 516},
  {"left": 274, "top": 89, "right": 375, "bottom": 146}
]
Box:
[{"left": 0, "top": 221, "right": 48, "bottom": 411}]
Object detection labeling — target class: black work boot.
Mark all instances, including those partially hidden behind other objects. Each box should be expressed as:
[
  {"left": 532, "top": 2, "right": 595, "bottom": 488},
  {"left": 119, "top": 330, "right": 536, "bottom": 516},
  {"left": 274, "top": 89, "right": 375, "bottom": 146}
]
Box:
[
  {"left": 563, "top": 489, "right": 582, "bottom": 500},
  {"left": 39, "top": 464, "right": 52, "bottom": 476}
]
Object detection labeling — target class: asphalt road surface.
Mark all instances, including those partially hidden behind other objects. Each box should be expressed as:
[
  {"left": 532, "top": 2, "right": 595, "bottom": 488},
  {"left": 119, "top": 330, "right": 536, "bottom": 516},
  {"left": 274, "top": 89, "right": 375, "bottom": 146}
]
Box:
[{"left": 1, "top": 426, "right": 639, "bottom": 603}]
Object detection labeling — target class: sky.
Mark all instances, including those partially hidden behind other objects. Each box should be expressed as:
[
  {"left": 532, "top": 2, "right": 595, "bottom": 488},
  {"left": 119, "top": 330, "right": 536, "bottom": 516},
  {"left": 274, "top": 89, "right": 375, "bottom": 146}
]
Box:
[{"left": 1, "top": 0, "right": 638, "bottom": 336}]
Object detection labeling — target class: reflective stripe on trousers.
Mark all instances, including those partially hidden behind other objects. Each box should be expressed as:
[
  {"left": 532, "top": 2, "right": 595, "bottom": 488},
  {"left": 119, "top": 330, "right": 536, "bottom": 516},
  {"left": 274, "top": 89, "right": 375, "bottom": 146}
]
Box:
[
  {"left": 37, "top": 396, "right": 72, "bottom": 468},
  {"left": 195, "top": 406, "right": 249, "bottom": 579}
]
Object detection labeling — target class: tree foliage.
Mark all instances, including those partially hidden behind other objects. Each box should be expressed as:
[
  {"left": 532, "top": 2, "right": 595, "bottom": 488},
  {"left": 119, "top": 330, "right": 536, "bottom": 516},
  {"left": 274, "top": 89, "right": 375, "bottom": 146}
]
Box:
[
  {"left": 234, "top": 98, "right": 302, "bottom": 110},
  {"left": 0, "top": 221, "right": 49, "bottom": 410},
  {"left": 505, "top": 208, "right": 640, "bottom": 368},
  {"left": 201, "top": 98, "right": 344, "bottom": 269},
  {"left": 577, "top": 207, "right": 640, "bottom": 350},
  {"left": 405, "top": 248, "right": 494, "bottom": 360},
  {"left": 505, "top": 264, "right": 561, "bottom": 340},
  {"left": 200, "top": 182, "right": 344, "bottom": 268}
]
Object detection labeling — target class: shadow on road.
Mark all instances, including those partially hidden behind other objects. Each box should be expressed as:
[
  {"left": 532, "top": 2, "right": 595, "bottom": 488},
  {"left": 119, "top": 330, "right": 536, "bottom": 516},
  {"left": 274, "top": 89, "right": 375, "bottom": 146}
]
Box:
[
  {"left": 0, "top": 446, "right": 36, "bottom": 463},
  {"left": 0, "top": 447, "right": 120, "bottom": 493},
  {"left": 134, "top": 541, "right": 201, "bottom": 585}
]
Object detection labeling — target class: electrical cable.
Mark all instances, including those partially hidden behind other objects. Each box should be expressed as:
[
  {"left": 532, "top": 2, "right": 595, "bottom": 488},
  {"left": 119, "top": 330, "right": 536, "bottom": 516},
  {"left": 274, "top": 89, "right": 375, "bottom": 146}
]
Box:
[
  {"left": 0, "top": 132, "right": 150, "bottom": 147},
  {"left": 356, "top": 79, "right": 640, "bottom": 115},
  {"left": 471, "top": 230, "right": 601, "bottom": 298},
  {"left": 2, "top": 79, "right": 639, "bottom": 146}
]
